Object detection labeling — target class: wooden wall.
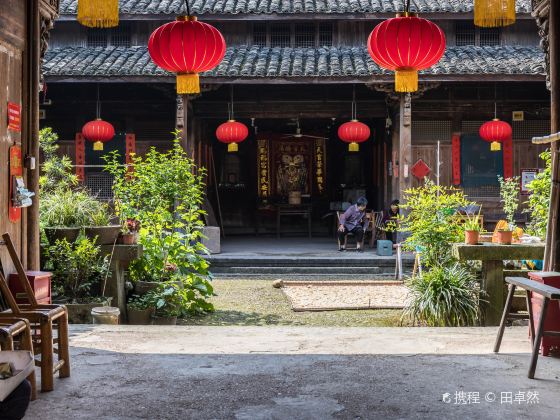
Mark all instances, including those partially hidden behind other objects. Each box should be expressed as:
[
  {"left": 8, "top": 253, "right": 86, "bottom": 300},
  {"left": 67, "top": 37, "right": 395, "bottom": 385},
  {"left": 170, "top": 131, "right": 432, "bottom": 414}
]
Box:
[{"left": 0, "top": 0, "right": 26, "bottom": 274}]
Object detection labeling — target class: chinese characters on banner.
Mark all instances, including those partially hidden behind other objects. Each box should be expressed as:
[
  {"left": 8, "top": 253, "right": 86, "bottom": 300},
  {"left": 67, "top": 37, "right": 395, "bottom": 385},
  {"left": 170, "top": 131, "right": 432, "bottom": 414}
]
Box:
[
  {"left": 8, "top": 102, "right": 21, "bottom": 132},
  {"left": 9, "top": 145, "right": 23, "bottom": 223},
  {"left": 257, "top": 139, "right": 270, "bottom": 198},
  {"left": 315, "top": 139, "right": 326, "bottom": 195}
]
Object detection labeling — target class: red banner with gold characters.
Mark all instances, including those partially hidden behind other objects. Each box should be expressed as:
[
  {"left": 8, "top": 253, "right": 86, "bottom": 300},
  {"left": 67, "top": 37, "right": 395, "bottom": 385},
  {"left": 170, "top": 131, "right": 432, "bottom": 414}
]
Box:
[
  {"left": 9, "top": 145, "right": 23, "bottom": 223},
  {"left": 7, "top": 102, "right": 21, "bottom": 132},
  {"left": 315, "top": 138, "right": 326, "bottom": 195},
  {"left": 257, "top": 139, "right": 270, "bottom": 198}
]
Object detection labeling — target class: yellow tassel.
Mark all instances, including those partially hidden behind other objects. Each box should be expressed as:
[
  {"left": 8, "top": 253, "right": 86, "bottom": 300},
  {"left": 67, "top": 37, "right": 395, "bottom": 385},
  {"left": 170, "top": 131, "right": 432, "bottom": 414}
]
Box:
[
  {"left": 93, "top": 141, "right": 103, "bottom": 151},
  {"left": 77, "top": 0, "right": 119, "bottom": 28},
  {"left": 490, "top": 141, "right": 501, "bottom": 152},
  {"left": 228, "top": 143, "right": 238, "bottom": 152},
  {"left": 395, "top": 70, "right": 418, "bottom": 93},
  {"left": 474, "top": 0, "right": 515, "bottom": 28},
  {"left": 177, "top": 74, "right": 200, "bottom": 94},
  {"left": 348, "top": 143, "right": 359, "bottom": 152}
]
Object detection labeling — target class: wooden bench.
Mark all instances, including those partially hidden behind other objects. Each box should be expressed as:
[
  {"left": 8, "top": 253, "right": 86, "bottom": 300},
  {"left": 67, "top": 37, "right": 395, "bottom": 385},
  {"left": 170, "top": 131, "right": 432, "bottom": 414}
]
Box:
[{"left": 494, "top": 277, "right": 560, "bottom": 379}]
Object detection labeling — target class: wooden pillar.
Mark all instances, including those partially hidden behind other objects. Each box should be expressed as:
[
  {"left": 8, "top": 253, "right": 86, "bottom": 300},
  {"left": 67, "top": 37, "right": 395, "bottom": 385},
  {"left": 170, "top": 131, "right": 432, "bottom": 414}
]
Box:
[
  {"left": 398, "top": 93, "right": 412, "bottom": 202},
  {"left": 176, "top": 94, "right": 191, "bottom": 153},
  {"left": 545, "top": 0, "right": 560, "bottom": 271},
  {"left": 27, "top": 0, "right": 41, "bottom": 270},
  {"left": 391, "top": 109, "right": 400, "bottom": 202}
]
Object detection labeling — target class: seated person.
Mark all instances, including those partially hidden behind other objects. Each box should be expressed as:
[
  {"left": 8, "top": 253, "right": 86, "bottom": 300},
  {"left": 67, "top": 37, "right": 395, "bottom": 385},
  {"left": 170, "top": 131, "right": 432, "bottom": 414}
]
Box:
[
  {"left": 382, "top": 199, "right": 400, "bottom": 243},
  {"left": 338, "top": 196, "right": 368, "bottom": 252}
]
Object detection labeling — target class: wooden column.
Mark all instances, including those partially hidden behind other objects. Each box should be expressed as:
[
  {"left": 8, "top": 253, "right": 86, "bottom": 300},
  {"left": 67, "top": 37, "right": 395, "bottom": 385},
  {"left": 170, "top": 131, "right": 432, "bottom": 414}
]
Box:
[
  {"left": 546, "top": 0, "right": 560, "bottom": 271},
  {"left": 398, "top": 93, "right": 412, "bottom": 202},
  {"left": 27, "top": 0, "right": 41, "bottom": 270},
  {"left": 177, "top": 94, "right": 191, "bottom": 153}
]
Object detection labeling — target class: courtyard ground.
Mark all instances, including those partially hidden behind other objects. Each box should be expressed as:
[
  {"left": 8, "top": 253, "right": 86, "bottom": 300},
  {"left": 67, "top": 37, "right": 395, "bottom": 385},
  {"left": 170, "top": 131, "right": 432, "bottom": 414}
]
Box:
[
  {"left": 25, "top": 325, "right": 560, "bottom": 419},
  {"left": 178, "top": 279, "right": 402, "bottom": 327}
]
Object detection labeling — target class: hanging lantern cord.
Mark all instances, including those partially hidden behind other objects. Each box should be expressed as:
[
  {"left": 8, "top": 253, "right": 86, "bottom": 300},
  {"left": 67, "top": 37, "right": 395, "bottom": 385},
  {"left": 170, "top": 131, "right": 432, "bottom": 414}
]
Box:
[
  {"left": 494, "top": 83, "right": 497, "bottom": 119},
  {"left": 405, "top": 0, "right": 411, "bottom": 13},
  {"left": 96, "top": 83, "right": 101, "bottom": 119},
  {"left": 230, "top": 85, "right": 234, "bottom": 120},
  {"left": 352, "top": 85, "right": 357, "bottom": 120},
  {"left": 184, "top": 0, "right": 191, "bottom": 16}
]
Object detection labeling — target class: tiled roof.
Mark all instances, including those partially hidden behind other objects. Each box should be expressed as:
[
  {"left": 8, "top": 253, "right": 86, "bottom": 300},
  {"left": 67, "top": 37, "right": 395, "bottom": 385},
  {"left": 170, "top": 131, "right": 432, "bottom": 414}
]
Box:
[
  {"left": 59, "top": 0, "right": 532, "bottom": 15},
  {"left": 43, "top": 45, "right": 545, "bottom": 80}
]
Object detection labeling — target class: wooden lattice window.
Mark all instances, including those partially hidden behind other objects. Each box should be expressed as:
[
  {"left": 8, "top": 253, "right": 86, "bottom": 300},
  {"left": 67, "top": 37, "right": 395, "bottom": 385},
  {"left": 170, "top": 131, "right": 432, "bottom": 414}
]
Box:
[
  {"left": 253, "top": 23, "right": 334, "bottom": 48},
  {"left": 86, "top": 29, "right": 107, "bottom": 48},
  {"left": 110, "top": 23, "right": 131, "bottom": 47},
  {"left": 319, "top": 23, "right": 333, "bottom": 46},
  {"left": 295, "top": 23, "right": 315, "bottom": 48},
  {"left": 455, "top": 21, "right": 501, "bottom": 46},
  {"left": 253, "top": 23, "right": 267, "bottom": 46},
  {"left": 271, "top": 24, "right": 291, "bottom": 47}
]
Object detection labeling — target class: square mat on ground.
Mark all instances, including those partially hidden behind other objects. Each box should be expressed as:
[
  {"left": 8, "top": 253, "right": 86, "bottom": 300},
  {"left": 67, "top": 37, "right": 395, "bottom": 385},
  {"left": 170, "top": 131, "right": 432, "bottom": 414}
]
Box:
[{"left": 281, "top": 280, "right": 407, "bottom": 311}]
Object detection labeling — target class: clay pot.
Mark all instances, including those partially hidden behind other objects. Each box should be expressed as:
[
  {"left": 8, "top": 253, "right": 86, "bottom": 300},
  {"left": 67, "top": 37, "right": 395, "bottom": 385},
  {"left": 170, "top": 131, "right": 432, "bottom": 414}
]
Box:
[
  {"left": 134, "top": 280, "right": 159, "bottom": 295},
  {"left": 120, "top": 232, "right": 138, "bottom": 245},
  {"left": 84, "top": 225, "right": 121, "bottom": 245},
  {"left": 464, "top": 230, "right": 480, "bottom": 245},
  {"left": 497, "top": 230, "right": 513, "bottom": 245},
  {"left": 44, "top": 227, "right": 81, "bottom": 244},
  {"left": 127, "top": 307, "right": 154, "bottom": 325}
]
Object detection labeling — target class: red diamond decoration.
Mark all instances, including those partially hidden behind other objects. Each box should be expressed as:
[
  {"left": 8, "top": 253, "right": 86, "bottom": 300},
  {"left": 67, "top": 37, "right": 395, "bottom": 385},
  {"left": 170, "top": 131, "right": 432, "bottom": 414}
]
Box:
[{"left": 411, "top": 159, "right": 431, "bottom": 180}]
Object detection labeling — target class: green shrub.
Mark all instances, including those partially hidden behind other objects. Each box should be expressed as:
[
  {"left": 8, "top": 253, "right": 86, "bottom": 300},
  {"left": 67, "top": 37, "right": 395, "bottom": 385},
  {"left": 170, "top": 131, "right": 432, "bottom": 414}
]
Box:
[
  {"left": 44, "top": 236, "right": 110, "bottom": 303},
  {"left": 40, "top": 188, "right": 109, "bottom": 228},
  {"left": 403, "top": 264, "right": 482, "bottom": 327},
  {"left": 498, "top": 175, "right": 520, "bottom": 229},
  {"left": 525, "top": 150, "right": 551, "bottom": 239}
]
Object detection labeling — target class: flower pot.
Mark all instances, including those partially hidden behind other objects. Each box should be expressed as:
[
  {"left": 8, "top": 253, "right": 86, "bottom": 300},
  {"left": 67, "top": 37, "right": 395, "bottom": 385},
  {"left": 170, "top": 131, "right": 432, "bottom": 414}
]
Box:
[
  {"left": 91, "top": 306, "right": 120, "bottom": 325},
  {"left": 127, "top": 307, "right": 154, "bottom": 325},
  {"left": 464, "top": 230, "right": 480, "bottom": 245},
  {"left": 119, "top": 232, "right": 138, "bottom": 245},
  {"left": 152, "top": 315, "right": 177, "bottom": 325},
  {"left": 134, "top": 280, "right": 159, "bottom": 295},
  {"left": 62, "top": 298, "right": 112, "bottom": 324},
  {"left": 497, "top": 230, "right": 513, "bottom": 245},
  {"left": 84, "top": 225, "right": 121, "bottom": 245},
  {"left": 44, "top": 227, "right": 81, "bottom": 244}
]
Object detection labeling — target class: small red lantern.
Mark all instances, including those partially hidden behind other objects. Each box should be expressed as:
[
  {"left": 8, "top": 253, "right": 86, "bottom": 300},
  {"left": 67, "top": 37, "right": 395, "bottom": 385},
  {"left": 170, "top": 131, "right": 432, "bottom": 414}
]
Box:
[
  {"left": 479, "top": 118, "right": 512, "bottom": 152},
  {"left": 216, "top": 120, "right": 249, "bottom": 152},
  {"left": 82, "top": 118, "right": 115, "bottom": 151},
  {"left": 367, "top": 13, "right": 446, "bottom": 92},
  {"left": 148, "top": 16, "right": 226, "bottom": 94},
  {"left": 338, "top": 120, "right": 370, "bottom": 152}
]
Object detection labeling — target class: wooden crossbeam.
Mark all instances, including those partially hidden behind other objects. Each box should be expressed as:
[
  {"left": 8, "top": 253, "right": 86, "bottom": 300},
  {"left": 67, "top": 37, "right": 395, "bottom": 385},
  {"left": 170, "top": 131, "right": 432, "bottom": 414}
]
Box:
[{"left": 532, "top": 131, "right": 560, "bottom": 144}]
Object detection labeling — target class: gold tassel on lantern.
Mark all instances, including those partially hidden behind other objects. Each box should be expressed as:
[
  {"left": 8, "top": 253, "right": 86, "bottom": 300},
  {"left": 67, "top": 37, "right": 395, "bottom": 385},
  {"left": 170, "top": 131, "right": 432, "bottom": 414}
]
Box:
[
  {"left": 228, "top": 143, "right": 238, "bottom": 153},
  {"left": 177, "top": 74, "right": 200, "bottom": 94},
  {"left": 474, "top": 0, "right": 515, "bottom": 28},
  {"left": 490, "top": 141, "right": 501, "bottom": 152},
  {"left": 348, "top": 143, "right": 359, "bottom": 152},
  {"left": 93, "top": 141, "right": 104, "bottom": 151},
  {"left": 77, "top": 0, "right": 119, "bottom": 28},
  {"left": 394, "top": 70, "right": 418, "bottom": 93}
]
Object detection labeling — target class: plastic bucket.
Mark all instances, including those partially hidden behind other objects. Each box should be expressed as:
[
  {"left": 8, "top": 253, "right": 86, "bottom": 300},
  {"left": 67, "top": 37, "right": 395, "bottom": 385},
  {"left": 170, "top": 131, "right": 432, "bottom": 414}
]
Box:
[{"left": 91, "top": 306, "right": 120, "bottom": 325}]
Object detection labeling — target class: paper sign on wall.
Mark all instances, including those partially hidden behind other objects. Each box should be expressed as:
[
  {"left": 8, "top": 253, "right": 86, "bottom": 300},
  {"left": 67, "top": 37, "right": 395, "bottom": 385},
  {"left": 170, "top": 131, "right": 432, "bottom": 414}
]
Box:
[{"left": 8, "top": 102, "right": 21, "bottom": 132}]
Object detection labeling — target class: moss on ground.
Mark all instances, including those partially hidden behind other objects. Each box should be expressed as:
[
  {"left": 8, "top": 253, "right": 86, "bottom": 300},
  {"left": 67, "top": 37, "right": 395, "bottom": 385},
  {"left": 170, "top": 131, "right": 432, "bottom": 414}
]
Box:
[{"left": 179, "top": 279, "right": 403, "bottom": 327}]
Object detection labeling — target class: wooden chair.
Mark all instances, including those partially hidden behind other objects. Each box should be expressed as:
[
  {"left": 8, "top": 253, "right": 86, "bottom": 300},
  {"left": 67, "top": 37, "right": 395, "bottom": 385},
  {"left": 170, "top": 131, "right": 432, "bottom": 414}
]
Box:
[
  {"left": 368, "top": 211, "right": 384, "bottom": 248},
  {"left": 0, "top": 318, "right": 37, "bottom": 400},
  {"left": 336, "top": 211, "right": 366, "bottom": 250},
  {"left": 0, "top": 233, "right": 70, "bottom": 392}
]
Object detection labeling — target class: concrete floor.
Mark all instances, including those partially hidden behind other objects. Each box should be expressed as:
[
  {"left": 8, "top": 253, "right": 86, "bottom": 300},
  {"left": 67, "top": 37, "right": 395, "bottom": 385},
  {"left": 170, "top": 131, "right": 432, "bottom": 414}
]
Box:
[{"left": 26, "top": 325, "right": 560, "bottom": 419}]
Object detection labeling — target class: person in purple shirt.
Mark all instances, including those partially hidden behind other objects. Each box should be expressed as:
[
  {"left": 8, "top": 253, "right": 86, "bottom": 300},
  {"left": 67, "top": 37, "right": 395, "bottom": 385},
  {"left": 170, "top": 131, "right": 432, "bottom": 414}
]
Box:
[{"left": 338, "top": 196, "right": 368, "bottom": 252}]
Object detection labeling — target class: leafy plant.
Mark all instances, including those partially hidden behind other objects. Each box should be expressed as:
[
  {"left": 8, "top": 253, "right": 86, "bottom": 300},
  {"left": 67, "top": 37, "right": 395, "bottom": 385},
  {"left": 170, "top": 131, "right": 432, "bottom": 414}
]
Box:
[
  {"left": 525, "top": 150, "right": 551, "bottom": 239},
  {"left": 44, "top": 236, "right": 110, "bottom": 303},
  {"left": 40, "top": 188, "right": 109, "bottom": 228},
  {"left": 39, "top": 127, "right": 79, "bottom": 193},
  {"left": 463, "top": 211, "right": 483, "bottom": 232},
  {"left": 104, "top": 133, "right": 214, "bottom": 315},
  {"left": 498, "top": 175, "right": 520, "bottom": 230},
  {"left": 127, "top": 294, "right": 154, "bottom": 311},
  {"left": 403, "top": 263, "right": 483, "bottom": 327},
  {"left": 146, "top": 279, "right": 213, "bottom": 317},
  {"left": 395, "top": 180, "right": 474, "bottom": 268}
]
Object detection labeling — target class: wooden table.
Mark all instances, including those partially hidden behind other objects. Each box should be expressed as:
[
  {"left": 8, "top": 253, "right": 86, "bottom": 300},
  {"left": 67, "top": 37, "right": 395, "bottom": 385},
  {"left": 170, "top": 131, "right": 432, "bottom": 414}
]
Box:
[
  {"left": 276, "top": 204, "right": 312, "bottom": 238},
  {"left": 452, "top": 243, "right": 545, "bottom": 326}
]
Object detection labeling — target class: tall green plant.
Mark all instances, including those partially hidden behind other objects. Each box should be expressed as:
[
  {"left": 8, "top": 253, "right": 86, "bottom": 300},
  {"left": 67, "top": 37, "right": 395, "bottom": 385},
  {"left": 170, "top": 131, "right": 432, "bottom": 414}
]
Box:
[
  {"left": 39, "top": 127, "right": 79, "bottom": 193},
  {"left": 395, "top": 180, "right": 473, "bottom": 268},
  {"left": 103, "top": 133, "right": 214, "bottom": 314},
  {"left": 498, "top": 175, "right": 520, "bottom": 229},
  {"left": 525, "top": 150, "right": 551, "bottom": 239},
  {"left": 403, "top": 263, "right": 482, "bottom": 327}
]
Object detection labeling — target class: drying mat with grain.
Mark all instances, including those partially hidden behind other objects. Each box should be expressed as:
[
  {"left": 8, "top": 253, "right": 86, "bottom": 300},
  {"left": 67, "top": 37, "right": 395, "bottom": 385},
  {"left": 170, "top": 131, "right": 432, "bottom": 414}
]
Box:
[{"left": 280, "top": 280, "right": 407, "bottom": 311}]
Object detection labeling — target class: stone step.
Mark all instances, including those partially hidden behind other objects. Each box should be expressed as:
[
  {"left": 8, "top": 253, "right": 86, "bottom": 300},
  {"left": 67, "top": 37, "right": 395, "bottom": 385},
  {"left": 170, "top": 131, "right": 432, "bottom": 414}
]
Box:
[
  {"left": 209, "top": 258, "right": 413, "bottom": 268},
  {"left": 211, "top": 266, "right": 384, "bottom": 275}
]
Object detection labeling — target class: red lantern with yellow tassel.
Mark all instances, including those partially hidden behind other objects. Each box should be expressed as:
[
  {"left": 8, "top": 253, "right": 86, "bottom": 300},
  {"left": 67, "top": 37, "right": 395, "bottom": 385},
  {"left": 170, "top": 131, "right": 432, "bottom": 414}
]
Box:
[
  {"left": 338, "top": 121, "right": 370, "bottom": 152},
  {"left": 367, "top": 10, "right": 446, "bottom": 93},
  {"left": 474, "top": 0, "right": 516, "bottom": 28},
  {"left": 148, "top": 16, "right": 226, "bottom": 95},
  {"left": 216, "top": 120, "right": 249, "bottom": 153},
  {"left": 479, "top": 118, "right": 512, "bottom": 152},
  {"left": 82, "top": 119, "right": 115, "bottom": 151},
  {"left": 77, "top": 0, "right": 119, "bottom": 28}
]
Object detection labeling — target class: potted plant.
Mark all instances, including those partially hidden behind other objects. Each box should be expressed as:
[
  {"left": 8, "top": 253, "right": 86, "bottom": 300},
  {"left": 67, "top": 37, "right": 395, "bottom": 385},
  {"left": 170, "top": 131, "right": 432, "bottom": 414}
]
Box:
[
  {"left": 120, "top": 218, "right": 141, "bottom": 245},
  {"left": 464, "top": 211, "right": 483, "bottom": 245},
  {"left": 126, "top": 294, "right": 155, "bottom": 325},
  {"left": 44, "top": 235, "right": 112, "bottom": 323},
  {"left": 149, "top": 282, "right": 188, "bottom": 325},
  {"left": 83, "top": 207, "right": 121, "bottom": 245},
  {"left": 497, "top": 176, "right": 520, "bottom": 245}
]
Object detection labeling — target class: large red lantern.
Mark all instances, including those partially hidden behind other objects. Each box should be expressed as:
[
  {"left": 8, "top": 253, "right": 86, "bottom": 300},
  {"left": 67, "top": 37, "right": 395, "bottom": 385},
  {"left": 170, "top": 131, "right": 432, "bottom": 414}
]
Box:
[
  {"left": 148, "top": 16, "right": 226, "bottom": 94},
  {"left": 338, "top": 120, "right": 370, "bottom": 152},
  {"left": 479, "top": 118, "right": 512, "bottom": 152},
  {"left": 216, "top": 120, "right": 249, "bottom": 152},
  {"left": 82, "top": 119, "right": 115, "bottom": 151},
  {"left": 368, "top": 13, "right": 446, "bottom": 93}
]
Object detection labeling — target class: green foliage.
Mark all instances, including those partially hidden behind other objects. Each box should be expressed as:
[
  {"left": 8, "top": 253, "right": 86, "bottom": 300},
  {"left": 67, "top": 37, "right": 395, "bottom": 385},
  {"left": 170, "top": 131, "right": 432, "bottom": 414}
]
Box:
[
  {"left": 39, "top": 127, "right": 79, "bottom": 193},
  {"left": 463, "top": 211, "right": 483, "bottom": 232},
  {"left": 146, "top": 280, "right": 214, "bottom": 317},
  {"left": 44, "top": 236, "right": 110, "bottom": 303},
  {"left": 126, "top": 294, "right": 154, "bottom": 311},
  {"left": 403, "top": 263, "right": 482, "bottom": 327},
  {"left": 525, "top": 150, "right": 551, "bottom": 239},
  {"left": 498, "top": 175, "right": 520, "bottom": 229},
  {"left": 396, "top": 180, "right": 473, "bottom": 268},
  {"left": 104, "top": 133, "right": 214, "bottom": 315}
]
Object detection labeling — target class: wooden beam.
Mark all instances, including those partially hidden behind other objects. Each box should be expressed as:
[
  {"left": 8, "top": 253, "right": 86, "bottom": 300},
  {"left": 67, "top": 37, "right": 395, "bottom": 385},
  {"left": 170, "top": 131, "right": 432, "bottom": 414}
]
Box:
[
  {"left": 532, "top": 132, "right": 560, "bottom": 144},
  {"left": 545, "top": 0, "right": 560, "bottom": 271},
  {"left": 398, "top": 93, "right": 412, "bottom": 202}
]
